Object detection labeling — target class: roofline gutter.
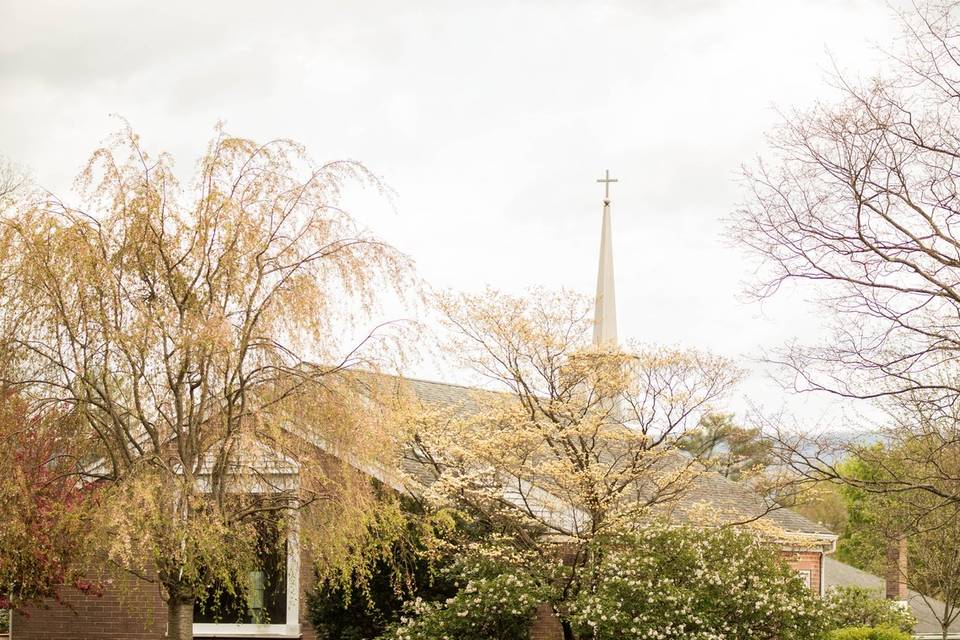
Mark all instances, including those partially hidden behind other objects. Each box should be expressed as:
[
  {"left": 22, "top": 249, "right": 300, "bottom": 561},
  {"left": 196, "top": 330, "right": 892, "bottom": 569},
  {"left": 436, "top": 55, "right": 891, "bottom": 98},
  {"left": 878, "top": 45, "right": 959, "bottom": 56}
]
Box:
[{"left": 825, "top": 534, "right": 838, "bottom": 554}]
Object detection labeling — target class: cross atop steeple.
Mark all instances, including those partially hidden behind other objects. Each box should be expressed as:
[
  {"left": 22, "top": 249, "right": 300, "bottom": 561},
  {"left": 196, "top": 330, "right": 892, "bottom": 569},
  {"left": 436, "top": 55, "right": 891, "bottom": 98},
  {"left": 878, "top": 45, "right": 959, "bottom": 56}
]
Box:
[
  {"left": 596, "top": 169, "right": 618, "bottom": 205},
  {"left": 593, "top": 171, "right": 618, "bottom": 347}
]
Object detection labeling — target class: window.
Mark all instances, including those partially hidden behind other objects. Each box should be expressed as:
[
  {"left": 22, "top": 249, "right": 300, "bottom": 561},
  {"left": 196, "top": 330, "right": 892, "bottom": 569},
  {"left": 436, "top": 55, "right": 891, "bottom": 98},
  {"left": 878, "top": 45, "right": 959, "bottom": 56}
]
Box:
[
  {"left": 797, "top": 569, "right": 812, "bottom": 590},
  {"left": 192, "top": 513, "right": 300, "bottom": 638},
  {"left": 190, "top": 446, "right": 301, "bottom": 638},
  {"left": 195, "top": 517, "right": 287, "bottom": 624}
]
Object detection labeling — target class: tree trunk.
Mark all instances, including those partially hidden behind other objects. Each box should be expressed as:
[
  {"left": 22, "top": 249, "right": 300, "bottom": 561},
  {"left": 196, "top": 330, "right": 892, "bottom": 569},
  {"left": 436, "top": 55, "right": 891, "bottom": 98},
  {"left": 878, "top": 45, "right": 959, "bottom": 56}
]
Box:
[{"left": 167, "top": 598, "right": 194, "bottom": 640}]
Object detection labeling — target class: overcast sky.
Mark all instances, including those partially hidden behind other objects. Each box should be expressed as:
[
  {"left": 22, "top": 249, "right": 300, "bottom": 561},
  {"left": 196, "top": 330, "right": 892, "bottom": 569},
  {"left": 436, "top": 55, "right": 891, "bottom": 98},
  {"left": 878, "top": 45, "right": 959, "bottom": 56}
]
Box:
[{"left": 0, "top": 0, "right": 906, "bottom": 428}]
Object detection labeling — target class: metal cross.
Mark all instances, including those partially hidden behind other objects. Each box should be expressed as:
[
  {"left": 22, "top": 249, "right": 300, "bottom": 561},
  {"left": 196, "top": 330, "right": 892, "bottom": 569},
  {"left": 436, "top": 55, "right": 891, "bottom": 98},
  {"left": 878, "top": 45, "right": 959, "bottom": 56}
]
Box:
[{"left": 596, "top": 169, "right": 618, "bottom": 203}]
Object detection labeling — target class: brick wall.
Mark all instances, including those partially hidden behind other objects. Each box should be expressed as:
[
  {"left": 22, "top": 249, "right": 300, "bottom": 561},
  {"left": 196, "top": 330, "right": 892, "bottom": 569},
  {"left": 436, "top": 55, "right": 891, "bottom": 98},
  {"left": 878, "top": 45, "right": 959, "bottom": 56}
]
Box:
[
  {"left": 13, "top": 547, "right": 320, "bottom": 640},
  {"left": 781, "top": 550, "right": 823, "bottom": 595},
  {"left": 12, "top": 568, "right": 166, "bottom": 640},
  {"left": 298, "top": 544, "right": 317, "bottom": 640},
  {"left": 530, "top": 603, "right": 565, "bottom": 640}
]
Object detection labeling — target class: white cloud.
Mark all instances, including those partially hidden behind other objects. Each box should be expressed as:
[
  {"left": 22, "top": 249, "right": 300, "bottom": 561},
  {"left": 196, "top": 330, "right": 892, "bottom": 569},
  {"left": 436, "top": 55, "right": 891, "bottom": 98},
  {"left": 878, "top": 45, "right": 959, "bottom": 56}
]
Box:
[{"left": 0, "top": 0, "right": 906, "bottom": 428}]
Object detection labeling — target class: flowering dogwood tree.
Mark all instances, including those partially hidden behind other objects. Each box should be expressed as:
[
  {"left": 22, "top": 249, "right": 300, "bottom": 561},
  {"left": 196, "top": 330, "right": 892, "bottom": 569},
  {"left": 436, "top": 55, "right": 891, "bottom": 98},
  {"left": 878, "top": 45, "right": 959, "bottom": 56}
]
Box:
[
  {"left": 396, "top": 289, "right": 741, "bottom": 638},
  {"left": 403, "top": 289, "right": 740, "bottom": 539}
]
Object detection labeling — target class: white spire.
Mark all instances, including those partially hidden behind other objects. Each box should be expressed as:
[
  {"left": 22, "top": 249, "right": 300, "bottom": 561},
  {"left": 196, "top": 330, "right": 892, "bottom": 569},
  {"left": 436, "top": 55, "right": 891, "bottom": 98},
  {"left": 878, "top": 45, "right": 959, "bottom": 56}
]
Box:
[{"left": 593, "top": 170, "right": 618, "bottom": 346}]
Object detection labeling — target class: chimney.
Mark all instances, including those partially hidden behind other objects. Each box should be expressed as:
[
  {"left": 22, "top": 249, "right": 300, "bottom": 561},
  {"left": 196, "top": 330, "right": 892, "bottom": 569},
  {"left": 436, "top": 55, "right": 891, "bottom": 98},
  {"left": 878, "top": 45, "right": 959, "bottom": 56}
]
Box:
[{"left": 885, "top": 537, "right": 909, "bottom": 602}]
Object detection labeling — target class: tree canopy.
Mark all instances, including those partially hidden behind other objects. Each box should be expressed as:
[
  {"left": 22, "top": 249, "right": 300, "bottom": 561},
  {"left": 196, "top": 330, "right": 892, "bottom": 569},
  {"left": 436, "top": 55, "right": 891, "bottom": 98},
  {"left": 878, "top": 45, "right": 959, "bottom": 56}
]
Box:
[
  {"left": 678, "top": 412, "right": 773, "bottom": 481},
  {"left": 392, "top": 287, "right": 743, "bottom": 638},
  {"left": 0, "top": 394, "right": 97, "bottom": 610},
  {"left": 0, "top": 124, "right": 416, "bottom": 639},
  {"left": 734, "top": 1, "right": 960, "bottom": 409}
]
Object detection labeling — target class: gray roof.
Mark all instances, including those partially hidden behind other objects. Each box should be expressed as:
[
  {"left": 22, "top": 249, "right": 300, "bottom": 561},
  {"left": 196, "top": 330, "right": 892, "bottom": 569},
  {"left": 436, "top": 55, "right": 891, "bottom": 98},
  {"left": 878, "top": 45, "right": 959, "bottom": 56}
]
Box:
[
  {"left": 393, "top": 376, "right": 503, "bottom": 488},
  {"left": 394, "top": 375, "right": 835, "bottom": 542},
  {"left": 824, "top": 556, "right": 960, "bottom": 638},
  {"left": 662, "top": 465, "right": 835, "bottom": 537},
  {"left": 401, "top": 375, "right": 502, "bottom": 409}
]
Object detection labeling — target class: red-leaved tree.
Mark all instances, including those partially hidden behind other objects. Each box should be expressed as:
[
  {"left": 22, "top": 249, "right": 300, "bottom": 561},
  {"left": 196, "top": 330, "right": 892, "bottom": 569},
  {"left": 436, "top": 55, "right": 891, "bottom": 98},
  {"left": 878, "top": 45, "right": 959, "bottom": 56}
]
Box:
[{"left": 0, "top": 392, "right": 99, "bottom": 610}]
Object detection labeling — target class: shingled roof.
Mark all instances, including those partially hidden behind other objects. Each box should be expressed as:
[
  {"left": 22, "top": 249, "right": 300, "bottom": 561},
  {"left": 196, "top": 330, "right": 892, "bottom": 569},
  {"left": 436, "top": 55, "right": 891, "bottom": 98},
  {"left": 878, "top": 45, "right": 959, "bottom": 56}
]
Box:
[
  {"left": 392, "top": 374, "right": 836, "bottom": 545},
  {"left": 660, "top": 464, "right": 835, "bottom": 538}
]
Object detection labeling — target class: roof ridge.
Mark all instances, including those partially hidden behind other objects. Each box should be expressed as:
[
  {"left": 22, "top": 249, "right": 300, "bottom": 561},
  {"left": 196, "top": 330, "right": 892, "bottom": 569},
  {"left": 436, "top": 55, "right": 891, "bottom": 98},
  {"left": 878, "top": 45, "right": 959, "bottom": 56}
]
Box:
[
  {"left": 393, "top": 372, "right": 502, "bottom": 394},
  {"left": 333, "top": 364, "right": 505, "bottom": 395}
]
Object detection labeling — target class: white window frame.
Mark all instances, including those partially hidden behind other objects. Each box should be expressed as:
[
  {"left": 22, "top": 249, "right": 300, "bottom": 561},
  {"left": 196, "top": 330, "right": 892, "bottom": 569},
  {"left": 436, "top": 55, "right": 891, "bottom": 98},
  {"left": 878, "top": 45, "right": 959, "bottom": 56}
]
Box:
[{"left": 191, "top": 461, "right": 301, "bottom": 638}]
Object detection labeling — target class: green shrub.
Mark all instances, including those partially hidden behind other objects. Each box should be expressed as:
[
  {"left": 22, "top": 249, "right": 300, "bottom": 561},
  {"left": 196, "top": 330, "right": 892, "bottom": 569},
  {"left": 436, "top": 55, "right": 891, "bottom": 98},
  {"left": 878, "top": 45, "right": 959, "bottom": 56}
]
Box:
[
  {"left": 376, "top": 540, "right": 556, "bottom": 640},
  {"left": 568, "top": 525, "right": 828, "bottom": 640},
  {"left": 823, "top": 586, "right": 915, "bottom": 633},
  {"left": 306, "top": 504, "right": 462, "bottom": 640},
  {"left": 307, "top": 555, "right": 457, "bottom": 640},
  {"left": 827, "top": 626, "right": 912, "bottom": 640},
  {"left": 379, "top": 572, "right": 545, "bottom": 640}
]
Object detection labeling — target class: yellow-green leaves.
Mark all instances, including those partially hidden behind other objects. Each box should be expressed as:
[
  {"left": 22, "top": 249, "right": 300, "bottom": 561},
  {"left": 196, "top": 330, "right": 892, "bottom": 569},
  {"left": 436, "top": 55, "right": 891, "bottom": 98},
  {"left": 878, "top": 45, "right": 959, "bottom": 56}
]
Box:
[{"left": 0, "top": 123, "right": 417, "bottom": 614}]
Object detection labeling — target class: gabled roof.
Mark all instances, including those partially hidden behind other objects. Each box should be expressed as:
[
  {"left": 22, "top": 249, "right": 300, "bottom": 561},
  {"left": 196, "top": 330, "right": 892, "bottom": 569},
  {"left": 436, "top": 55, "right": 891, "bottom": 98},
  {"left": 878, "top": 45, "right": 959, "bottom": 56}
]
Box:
[
  {"left": 824, "top": 556, "right": 960, "bottom": 639},
  {"left": 394, "top": 374, "right": 836, "bottom": 545}
]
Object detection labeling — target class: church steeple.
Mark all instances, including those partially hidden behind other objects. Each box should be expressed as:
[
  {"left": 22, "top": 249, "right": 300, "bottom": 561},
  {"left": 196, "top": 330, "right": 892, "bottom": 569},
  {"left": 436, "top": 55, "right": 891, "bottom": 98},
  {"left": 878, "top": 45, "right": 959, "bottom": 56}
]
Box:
[{"left": 593, "top": 170, "right": 618, "bottom": 346}]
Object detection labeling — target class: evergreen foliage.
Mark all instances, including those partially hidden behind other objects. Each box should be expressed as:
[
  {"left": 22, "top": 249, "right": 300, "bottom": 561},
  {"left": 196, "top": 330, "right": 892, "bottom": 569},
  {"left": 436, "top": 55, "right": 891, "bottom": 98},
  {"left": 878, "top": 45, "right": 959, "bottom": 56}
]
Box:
[
  {"left": 679, "top": 413, "right": 773, "bottom": 480},
  {"left": 307, "top": 501, "right": 464, "bottom": 640},
  {"left": 823, "top": 587, "right": 916, "bottom": 633},
  {"left": 375, "top": 539, "right": 556, "bottom": 640}
]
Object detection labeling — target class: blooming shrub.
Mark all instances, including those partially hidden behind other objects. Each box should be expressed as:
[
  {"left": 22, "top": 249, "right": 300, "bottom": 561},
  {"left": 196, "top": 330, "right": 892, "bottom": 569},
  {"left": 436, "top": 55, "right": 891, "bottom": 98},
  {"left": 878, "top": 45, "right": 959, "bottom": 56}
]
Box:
[
  {"left": 823, "top": 587, "right": 916, "bottom": 633},
  {"left": 827, "top": 627, "right": 911, "bottom": 640},
  {"left": 568, "top": 525, "right": 827, "bottom": 640},
  {"left": 377, "top": 540, "right": 555, "bottom": 640}
]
